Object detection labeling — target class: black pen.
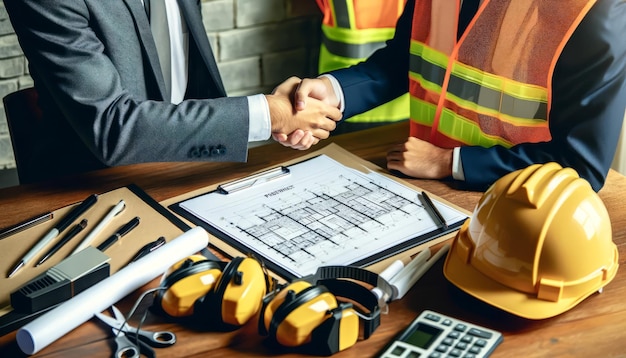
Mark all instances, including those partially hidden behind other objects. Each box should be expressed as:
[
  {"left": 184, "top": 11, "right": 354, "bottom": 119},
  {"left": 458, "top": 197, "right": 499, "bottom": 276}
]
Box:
[
  {"left": 419, "top": 191, "right": 448, "bottom": 230},
  {"left": 36, "top": 219, "right": 88, "bottom": 266},
  {"left": 129, "top": 236, "right": 166, "bottom": 263},
  {"left": 96, "top": 216, "right": 140, "bottom": 252},
  {"left": 7, "top": 194, "right": 98, "bottom": 278},
  {"left": 0, "top": 212, "right": 53, "bottom": 240}
]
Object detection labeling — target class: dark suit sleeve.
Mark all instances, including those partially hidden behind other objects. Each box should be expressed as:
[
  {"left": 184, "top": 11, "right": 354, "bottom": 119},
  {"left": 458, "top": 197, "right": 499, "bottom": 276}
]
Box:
[
  {"left": 4, "top": 0, "right": 249, "bottom": 169},
  {"left": 459, "top": 0, "right": 626, "bottom": 192},
  {"left": 329, "top": 0, "right": 414, "bottom": 120}
]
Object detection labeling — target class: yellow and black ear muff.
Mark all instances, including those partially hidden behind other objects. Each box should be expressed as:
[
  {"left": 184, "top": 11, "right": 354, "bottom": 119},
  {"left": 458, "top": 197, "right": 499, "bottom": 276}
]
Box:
[
  {"left": 194, "top": 256, "right": 269, "bottom": 328},
  {"left": 258, "top": 268, "right": 382, "bottom": 356},
  {"left": 152, "top": 255, "right": 226, "bottom": 318},
  {"left": 259, "top": 278, "right": 379, "bottom": 356}
]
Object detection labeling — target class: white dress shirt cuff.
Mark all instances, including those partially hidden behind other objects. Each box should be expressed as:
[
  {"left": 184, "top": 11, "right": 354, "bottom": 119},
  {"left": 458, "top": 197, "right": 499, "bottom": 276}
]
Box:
[
  {"left": 319, "top": 74, "right": 345, "bottom": 112},
  {"left": 247, "top": 94, "right": 271, "bottom": 142},
  {"left": 452, "top": 147, "right": 465, "bottom": 181}
]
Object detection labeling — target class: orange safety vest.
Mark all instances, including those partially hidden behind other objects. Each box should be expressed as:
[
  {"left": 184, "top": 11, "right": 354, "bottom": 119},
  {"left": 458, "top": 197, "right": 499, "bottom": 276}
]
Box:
[
  {"left": 409, "top": 0, "right": 595, "bottom": 148},
  {"left": 317, "top": 0, "right": 409, "bottom": 123}
]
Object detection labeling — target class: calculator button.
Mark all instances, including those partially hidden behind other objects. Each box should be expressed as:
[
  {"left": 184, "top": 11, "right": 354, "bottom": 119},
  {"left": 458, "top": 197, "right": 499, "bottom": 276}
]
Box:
[
  {"left": 443, "top": 338, "right": 454, "bottom": 346},
  {"left": 442, "top": 319, "right": 453, "bottom": 326},
  {"left": 428, "top": 353, "right": 442, "bottom": 358},
  {"left": 425, "top": 313, "right": 441, "bottom": 322},
  {"left": 460, "top": 335, "right": 473, "bottom": 343},
  {"left": 468, "top": 328, "right": 493, "bottom": 339},
  {"left": 463, "top": 354, "right": 477, "bottom": 358},
  {"left": 390, "top": 346, "right": 405, "bottom": 356},
  {"left": 475, "top": 339, "right": 488, "bottom": 347},
  {"left": 448, "top": 331, "right": 461, "bottom": 339},
  {"left": 436, "top": 344, "right": 449, "bottom": 353},
  {"left": 454, "top": 324, "right": 467, "bottom": 332},
  {"left": 455, "top": 342, "right": 468, "bottom": 350},
  {"left": 449, "top": 348, "right": 463, "bottom": 357},
  {"left": 469, "top": 346, "right": 482, "bottom": 354}
]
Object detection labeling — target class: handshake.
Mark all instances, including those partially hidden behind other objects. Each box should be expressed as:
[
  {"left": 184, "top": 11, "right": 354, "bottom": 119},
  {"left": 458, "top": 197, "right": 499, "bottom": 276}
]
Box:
[{"left": 265, "top": 76, "right": 341, "bottom": 150}]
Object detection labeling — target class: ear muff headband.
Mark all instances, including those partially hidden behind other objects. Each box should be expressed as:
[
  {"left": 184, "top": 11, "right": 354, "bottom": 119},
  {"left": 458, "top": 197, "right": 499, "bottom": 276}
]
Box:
[
  {"left": 317, "top": 279, "right": 381, "bottom": 339},
  {"left": 160, "top": 260, "right": 224, "bottom": 292}
]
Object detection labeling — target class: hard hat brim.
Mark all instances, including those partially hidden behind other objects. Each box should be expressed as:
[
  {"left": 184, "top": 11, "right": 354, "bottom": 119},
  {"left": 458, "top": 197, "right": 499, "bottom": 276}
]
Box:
[{"left": 442, "top": 240, "right": 600, "bottom": 320}]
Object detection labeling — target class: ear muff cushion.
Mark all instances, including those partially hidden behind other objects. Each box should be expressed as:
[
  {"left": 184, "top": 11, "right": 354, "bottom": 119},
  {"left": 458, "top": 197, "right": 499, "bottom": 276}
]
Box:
[
  {"left": 156, "top": 259, "right": 224, "bottom": 317},
  {"left": 202, "top": 257, "right": 267, "bottom": 327},
  {"left": 269, "top": 284, "right": 334, "bottom": 347}
]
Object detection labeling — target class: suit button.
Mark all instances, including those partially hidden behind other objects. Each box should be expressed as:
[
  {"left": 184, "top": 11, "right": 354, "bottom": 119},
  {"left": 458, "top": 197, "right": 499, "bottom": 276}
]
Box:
[
  {"left": 200, "top": 145, "right": 211, "bottom": 157},
  {"left": 188, "top": 146, "right": 200, "bottom": 158},
  {"left": 215, "top": 145, "right": 226, "bottom": 155}
]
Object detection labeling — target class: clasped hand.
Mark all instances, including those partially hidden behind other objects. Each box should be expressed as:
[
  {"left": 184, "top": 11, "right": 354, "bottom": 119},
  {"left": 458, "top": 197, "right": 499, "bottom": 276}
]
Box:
[{"left": 268, "top": 76, "right": 341, "bottom": 150}]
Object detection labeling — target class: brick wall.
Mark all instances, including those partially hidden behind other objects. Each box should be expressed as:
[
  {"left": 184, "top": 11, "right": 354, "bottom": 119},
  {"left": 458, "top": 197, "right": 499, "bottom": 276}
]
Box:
[{"left": 0, "top": 0, "right": 323, "bottom": 170}]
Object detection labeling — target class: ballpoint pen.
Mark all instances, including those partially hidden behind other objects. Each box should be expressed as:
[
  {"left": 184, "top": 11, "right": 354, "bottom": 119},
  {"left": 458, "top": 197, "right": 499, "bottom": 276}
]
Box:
[
  {"left": 7, "top": 194, "right": 98, "bottom": 278},
  {"left": 36, "top": 219, "right": 88, "bottom": 266},
  {"left": 418, "top": 191, "right": 448, "bottom": 230},
  {"left": 71, "top": 199, "right": 126, "bottom": 255},
  {"left": 96, "top": 216, "right": 140, "bottom": 252},
  {"left": 129, "top": 236, "right": 166, "bottom": 263},
  {"left": 0, "top": 212, "right": 53, "bottom": 241}
]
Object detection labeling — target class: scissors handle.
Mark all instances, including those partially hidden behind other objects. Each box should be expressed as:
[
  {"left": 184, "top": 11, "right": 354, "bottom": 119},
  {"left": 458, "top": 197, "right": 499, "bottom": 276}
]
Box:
[
  {"left": 136, "top": 330, "right": 176, "bottom": 348},
  {"left": 114, "top": 334, "right": 140, "bottom": 358}
]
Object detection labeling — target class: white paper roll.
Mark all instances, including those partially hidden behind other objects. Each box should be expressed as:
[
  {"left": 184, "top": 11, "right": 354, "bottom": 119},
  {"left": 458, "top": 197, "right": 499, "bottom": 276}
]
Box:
[{"left": 16, "top": 226, "right": 209, "bottom": 355}]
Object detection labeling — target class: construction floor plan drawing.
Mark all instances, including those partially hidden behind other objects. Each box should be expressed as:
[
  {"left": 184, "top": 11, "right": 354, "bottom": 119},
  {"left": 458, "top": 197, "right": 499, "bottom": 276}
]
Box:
[{"left": 177, "top": 155, "right": 467, "bottom": 279}]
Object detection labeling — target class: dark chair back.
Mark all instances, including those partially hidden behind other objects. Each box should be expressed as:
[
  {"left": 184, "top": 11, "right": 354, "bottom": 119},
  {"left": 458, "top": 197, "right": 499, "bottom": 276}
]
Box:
[{"left": 3, "top": 87, "right": 43, "bottom": 184}]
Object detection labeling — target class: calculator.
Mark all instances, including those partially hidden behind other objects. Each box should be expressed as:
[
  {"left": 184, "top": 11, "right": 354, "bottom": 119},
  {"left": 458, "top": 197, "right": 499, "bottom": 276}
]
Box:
[{"left": 378, "top": 310, "right": 503, "bottom": 358}]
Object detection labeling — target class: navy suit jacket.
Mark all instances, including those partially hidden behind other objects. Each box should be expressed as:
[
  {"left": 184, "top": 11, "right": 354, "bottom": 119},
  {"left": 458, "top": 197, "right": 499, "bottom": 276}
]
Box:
[
  {"left": 5, "top": 0, "right": 250, "bottom": 181},
  {"left": 331, "top": 0, "right": 626, "bottom": 191}
]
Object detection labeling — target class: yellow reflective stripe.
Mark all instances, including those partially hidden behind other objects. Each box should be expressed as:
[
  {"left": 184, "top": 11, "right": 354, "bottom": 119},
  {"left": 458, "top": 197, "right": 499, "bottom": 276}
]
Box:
[
  {"left": 321, "top": 25, "right": 396, "bottom": 60},
  {"left": 410, "top": 96, "right": 437, "bottom": 126},
  {"left": 439, "top": 108, "right": 514, "bottom": 148},
  {"left": 410, "top": 97, "right": 514, "bottom": 148},
  {"left": 409, "top": 40, "right": 549, "bottom": 123},
  {"left": 322, "top": 24, "right": 397, "bottom": 44}
]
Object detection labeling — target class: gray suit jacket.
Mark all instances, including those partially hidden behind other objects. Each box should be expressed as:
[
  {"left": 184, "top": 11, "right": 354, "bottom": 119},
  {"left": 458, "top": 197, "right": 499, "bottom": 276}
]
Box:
[{"left": 6, "top": 0, "right": 249, "bottom": 182}]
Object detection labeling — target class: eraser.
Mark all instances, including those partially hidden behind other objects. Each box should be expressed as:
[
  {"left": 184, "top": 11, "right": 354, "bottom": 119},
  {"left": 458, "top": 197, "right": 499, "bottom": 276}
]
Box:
[{"left": 10, "top": 246, "right": 110, "bottom": 313}]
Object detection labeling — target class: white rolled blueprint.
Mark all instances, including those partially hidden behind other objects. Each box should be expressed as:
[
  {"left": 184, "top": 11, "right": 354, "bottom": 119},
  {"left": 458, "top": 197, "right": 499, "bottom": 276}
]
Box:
[{"left": 16, "top": 226, "right": 209, "bottom": 355}]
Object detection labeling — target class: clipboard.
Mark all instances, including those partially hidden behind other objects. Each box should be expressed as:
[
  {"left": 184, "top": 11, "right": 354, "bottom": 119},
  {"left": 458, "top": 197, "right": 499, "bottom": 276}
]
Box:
[{"left": 168, "top": 144, "right": 469, "bottom": 281}]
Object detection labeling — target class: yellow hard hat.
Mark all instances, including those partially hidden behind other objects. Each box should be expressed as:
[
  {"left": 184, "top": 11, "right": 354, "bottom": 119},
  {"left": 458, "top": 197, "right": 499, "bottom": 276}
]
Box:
[{"left": 443, "top": 163, "right": 619, "bottom": 319}]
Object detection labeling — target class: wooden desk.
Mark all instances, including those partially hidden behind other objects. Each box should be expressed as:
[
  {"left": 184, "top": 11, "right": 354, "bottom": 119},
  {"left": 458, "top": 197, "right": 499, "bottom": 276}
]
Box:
[{"left": 1, "top": 121, "right": 625, "bottom": 357}]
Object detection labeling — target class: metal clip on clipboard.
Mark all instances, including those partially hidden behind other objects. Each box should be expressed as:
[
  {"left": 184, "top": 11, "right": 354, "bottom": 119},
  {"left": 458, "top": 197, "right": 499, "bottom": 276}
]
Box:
[{"left": 217, "top": 166, "right": 291, "bottom": 194}]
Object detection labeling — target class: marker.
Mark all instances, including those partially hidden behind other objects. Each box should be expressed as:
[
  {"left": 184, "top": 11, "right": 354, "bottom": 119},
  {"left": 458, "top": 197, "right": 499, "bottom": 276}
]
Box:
[
  {"left": 71, "top": 200, "right": 126, "bottom": 256},
  {"left": 7, "top": 194, "right": 98, "bottom": 278},
  {"left": 96, "top": 216, "right": 140, "bottom": 252}
]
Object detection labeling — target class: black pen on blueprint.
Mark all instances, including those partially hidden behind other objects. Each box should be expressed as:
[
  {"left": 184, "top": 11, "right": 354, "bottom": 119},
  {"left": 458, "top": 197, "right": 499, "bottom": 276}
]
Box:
[
  {"left": 7, "top": 194, "right": 98, "bottom": 278},
  {"left": 36, "top": 219, "right": 88, "bottom": 266},
  {"left": 418, "top": 191, "right": 448, "bottom": 230},
  {"left": 96, "top": 216, "right": 140, "bottom": 252}
]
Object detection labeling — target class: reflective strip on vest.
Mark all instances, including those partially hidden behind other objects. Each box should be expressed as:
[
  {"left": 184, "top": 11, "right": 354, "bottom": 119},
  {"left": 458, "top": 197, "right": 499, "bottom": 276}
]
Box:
[
  {"left": 318, "top": 0, "right": 409, "bottom": 123},
  {"left": 409, "top": 41, "right": 549, "bottom": 125},
  {"left": 408, "top": 0, "right": 595, "bottom": 147}
]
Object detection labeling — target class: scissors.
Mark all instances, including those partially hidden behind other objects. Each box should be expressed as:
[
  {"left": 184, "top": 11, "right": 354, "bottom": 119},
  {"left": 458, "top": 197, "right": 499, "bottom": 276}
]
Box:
[{"left": 95, "top": 305, "right": 176, "bottom": 358}]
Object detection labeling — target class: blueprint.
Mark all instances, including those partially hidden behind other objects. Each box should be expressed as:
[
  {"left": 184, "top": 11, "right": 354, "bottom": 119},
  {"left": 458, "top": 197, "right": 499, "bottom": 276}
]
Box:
[{"left": 179, "top": 155, "right": 467, "bottom": 278}]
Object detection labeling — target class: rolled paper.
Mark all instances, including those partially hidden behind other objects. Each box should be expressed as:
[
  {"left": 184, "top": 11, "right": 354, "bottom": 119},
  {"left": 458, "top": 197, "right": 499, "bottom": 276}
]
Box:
[{"left": 16, "top": 226, "right": 209, "bottom": 355}]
